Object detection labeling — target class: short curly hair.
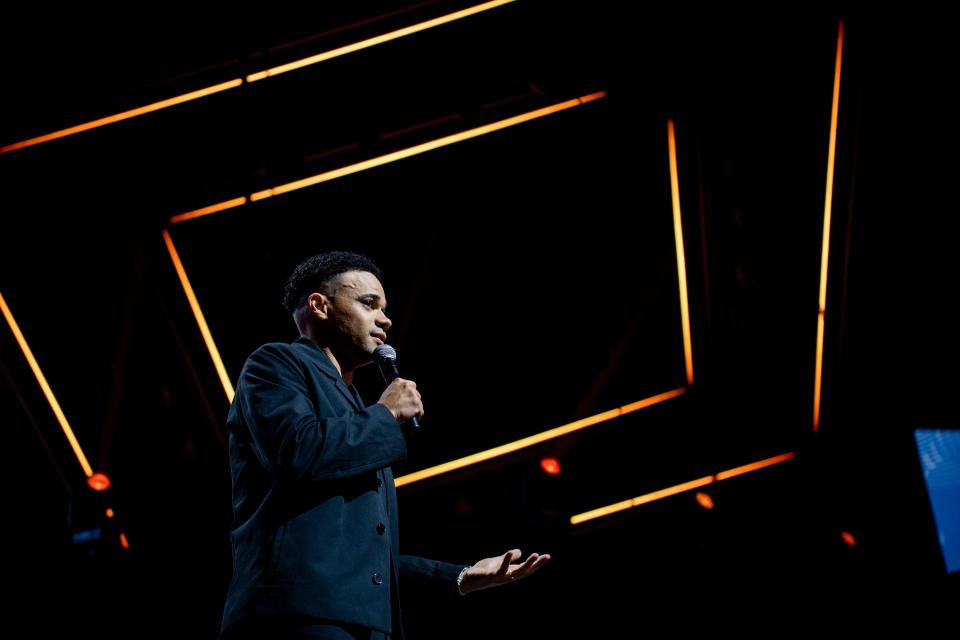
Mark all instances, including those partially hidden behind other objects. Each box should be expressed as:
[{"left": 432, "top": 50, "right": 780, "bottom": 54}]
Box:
[{"left": 282, "top": 251, "right": 383, "bottom": 314}]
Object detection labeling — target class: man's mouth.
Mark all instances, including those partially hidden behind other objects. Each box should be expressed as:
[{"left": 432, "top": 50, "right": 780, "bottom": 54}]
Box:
[{"left": 372, "top": 333, "right": 387, "bottom": 345}]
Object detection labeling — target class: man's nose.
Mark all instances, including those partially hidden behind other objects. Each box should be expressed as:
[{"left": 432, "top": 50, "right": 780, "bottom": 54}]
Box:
[{"left": 378, "top": 311, "right": 392, "bottom": 330}]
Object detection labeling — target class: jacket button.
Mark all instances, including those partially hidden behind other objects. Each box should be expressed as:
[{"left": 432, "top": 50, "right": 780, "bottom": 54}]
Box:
[
  {"left": 372, "top": 573, "right": 383, "bottom": 585},
  {"left": 376, "top": 522, "right": 386, "bottom": 535}
]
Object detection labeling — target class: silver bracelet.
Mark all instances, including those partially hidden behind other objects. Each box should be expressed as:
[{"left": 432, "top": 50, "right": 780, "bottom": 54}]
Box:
[{"left": 456, "top": 565, "right": 471, "bottom": 595}]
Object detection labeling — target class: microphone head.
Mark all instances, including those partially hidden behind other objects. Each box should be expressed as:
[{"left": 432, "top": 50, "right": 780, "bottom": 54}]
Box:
[{"left": 373, "top": 344, "right": 397, "bottom": 361}]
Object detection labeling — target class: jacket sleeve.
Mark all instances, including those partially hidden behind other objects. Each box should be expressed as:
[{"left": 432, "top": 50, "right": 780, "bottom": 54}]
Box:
[
  {"left": 398, "top": 554, "right": 468, "bottom": 600},
  {"left": 232, "top": 343, "right": 406, "bottom": 481}
]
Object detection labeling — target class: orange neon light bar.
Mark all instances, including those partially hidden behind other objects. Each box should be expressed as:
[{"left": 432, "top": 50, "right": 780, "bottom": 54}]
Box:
[
  {"left": 813, "top": 21, "right": 844, "bottom": 433},
  {"left": 667, "top": 119, "right": 694, "bottom": 386},
  {"left": 161, "top": 230, "right": 235, "bottom": 402},
  {"left": 713, "top": 452, "right": 796, "bottom": 480},
  {"left": 395, "top": 387, "right": 685, "bottom": 487},
  {"left": 0, "top": 291, "right": 94, "bottom": 477},
  {"left": 171, "top": 91, "right": 608, "bottom": 223},
  {"left": 247, "top": 0, "right": 515, "bottom": 82},
  {"left": 570, "top": 452, "right": 796, "bottom": 525},
  {"left": 2, "top": 1, "right": 514, "bottom": 155},
  {"left": 0, "top": 79, "right": 243, "bottom": 155},
  {"left": 169, "top": 197, "right": 247, "bottom": 225}
]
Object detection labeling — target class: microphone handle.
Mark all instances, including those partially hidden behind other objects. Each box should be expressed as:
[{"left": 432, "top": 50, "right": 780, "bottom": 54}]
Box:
[{"left": 380, "top": 360, "right": 421, "bottom": 431}]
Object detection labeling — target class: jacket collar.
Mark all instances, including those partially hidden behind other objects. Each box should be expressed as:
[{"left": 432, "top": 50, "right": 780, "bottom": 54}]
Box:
[{"left": 293, "top": 336, "right": 363, "bottom": 411}]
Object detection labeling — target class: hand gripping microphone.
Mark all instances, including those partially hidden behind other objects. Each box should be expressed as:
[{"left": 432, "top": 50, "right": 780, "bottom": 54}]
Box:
[{"left": 373, "top": 344, "right": 421, "bottom": 431}]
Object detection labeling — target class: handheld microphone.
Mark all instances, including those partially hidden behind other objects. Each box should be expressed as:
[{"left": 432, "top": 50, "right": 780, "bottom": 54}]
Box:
[{"left": 373, "top": 344, "right": 421, "bottom": 431}]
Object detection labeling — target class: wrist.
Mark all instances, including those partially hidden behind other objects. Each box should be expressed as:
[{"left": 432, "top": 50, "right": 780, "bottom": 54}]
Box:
[
  {"left": 456, "top": 565, "right": 471, "bottom": 595},
  {"left": 377, "top": 401, "right": 400, "bottom": 422}
]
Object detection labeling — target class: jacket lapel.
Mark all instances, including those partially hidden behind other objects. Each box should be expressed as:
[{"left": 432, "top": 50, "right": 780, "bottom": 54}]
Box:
[{"left": 294, "top": 337, "right": 362, "bottom": 411}]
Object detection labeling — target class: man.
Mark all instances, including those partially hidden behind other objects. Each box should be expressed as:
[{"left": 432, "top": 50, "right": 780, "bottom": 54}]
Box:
[{"left": 222, "top": 251, "right": 550, "bottom": 639}]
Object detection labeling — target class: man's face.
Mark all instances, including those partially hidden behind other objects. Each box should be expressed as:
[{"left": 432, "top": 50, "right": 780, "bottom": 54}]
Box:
[{"left": 326, "top": 270, "right": 392, "bottom": 363}]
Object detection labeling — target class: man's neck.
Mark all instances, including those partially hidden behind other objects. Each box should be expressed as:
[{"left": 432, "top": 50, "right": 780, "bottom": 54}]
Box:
[
  {"left": 300, "top": 332, "right": 358, "bottom": 384},
  {"left": 322, "top": 346, "right": 354, "bottom": 385}
]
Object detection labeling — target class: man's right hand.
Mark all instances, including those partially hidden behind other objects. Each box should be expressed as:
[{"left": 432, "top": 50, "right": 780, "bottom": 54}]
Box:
[{"left": 377, "top": 378, "right": 424, "bottom": 424}]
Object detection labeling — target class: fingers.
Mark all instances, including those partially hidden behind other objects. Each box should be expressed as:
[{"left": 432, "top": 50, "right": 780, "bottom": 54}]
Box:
[
  {"left": 497, "top": 549, "right": 521, "bottom": 575},
  {"left": 508, "top": 552, "right": 551, "bottom": 581},
  {"left": 517, "top": 553, "right": 538, "bottom": 570},
  {"left": 379, "top": 378, "right": 424, "bottom": 423},
  {"left": 406, "top": 380, "right": 424, "bottom": 419},
  {"left": 526, "top": 553, "right": 550, "bottom": 574}
]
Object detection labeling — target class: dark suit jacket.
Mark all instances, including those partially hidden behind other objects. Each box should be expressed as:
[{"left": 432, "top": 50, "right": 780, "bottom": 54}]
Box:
[{"left": 222, "top": 337, "right": 464, "bottom": 637}]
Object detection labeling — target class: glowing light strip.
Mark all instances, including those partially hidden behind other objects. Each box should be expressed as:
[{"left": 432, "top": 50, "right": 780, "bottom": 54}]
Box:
[
  {"left": 395, "top": 387, "right": 685, "bottom": 487},
  {"left": 0, "top": 291, "right": 94, "bottom": 477},
  {"left": 813, "top": 21, "right": 844, "bottom": 433},
  {"left": 2, "top": 1, "right": 514, "bottom": 155},
  {"left": 247, "top": 0, "right": 516, "bottom": 82},
  {"left": 0, "top": 79, "right": 243, "bottom": 155},
  {"left": 667, "top": 119, "right": 694, "bottom": 386},
  {"left": 171, "top": 91, "right": 608, "bottom": 223},
  {"left": 250, "top": 92, "right": 607, "bottom": 200},
  {"left": 570, "top": 452, "right": 796, "bottom": 525},
  {"left": 161, "top": 230, "right": 235, "bottom": 402},
  {"left": 169, "top": 197, "right": 248, "bottom": 225},
  {"left": 714, "top": 452, "right": 796, "bottom": 480}
]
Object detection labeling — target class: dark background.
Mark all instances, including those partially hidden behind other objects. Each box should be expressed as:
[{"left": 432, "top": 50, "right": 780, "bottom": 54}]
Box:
[{"left": 1, "top": 3, "right": 957, "bottom": 637}]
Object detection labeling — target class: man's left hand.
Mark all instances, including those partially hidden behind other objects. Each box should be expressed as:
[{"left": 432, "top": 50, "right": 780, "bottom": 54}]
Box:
[{"left": 459, "top": 549, "right": 551, "bottom": 594}]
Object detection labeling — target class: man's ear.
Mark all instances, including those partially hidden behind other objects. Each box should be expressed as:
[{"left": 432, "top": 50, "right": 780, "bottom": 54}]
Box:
[{"left": 308, "top": 292, "right": 330, "bottom": 319}]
